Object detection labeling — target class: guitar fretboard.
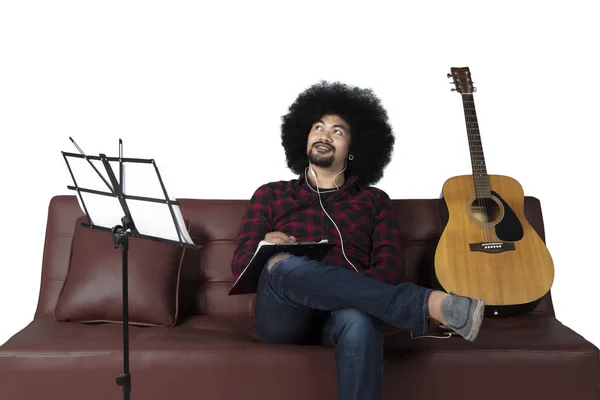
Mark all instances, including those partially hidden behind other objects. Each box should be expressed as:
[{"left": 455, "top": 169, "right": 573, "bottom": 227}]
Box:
[{"left": 461, "top": 94, "right": 491, "bottom": 199}]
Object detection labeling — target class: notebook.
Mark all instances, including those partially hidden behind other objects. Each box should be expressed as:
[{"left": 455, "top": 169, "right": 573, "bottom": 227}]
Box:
[{"left": 228, "top": 240, "right": 334, "bottom": 295}]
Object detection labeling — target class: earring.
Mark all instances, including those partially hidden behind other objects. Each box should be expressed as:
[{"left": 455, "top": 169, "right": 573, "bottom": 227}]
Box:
[{"left": 348, "top": 154, "right": 354, "bottom": 161}]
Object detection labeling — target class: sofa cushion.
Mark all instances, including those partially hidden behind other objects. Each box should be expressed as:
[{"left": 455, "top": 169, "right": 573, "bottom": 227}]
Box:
[
  {"left": 53, "top": 216, "right": 190, "bottom": 327},
  {"left": 0, "top": 315, "right": 597, "bottom": 400}
]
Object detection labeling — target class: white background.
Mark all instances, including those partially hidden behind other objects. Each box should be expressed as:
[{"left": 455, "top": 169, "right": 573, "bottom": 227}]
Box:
[{"left": 1, "top": 1, "right": 598, "bottom": 350}]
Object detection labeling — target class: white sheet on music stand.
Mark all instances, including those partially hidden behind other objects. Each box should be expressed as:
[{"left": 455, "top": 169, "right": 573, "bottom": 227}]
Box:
[
  {"left": 67, "top": 156, "right": 194, "bottom": 245},
  {"left": 68, "top": 156, "right": 115, "bottom": 194},
  {"left": 120, "top": 161, "right": 193, "bottom": 244}
]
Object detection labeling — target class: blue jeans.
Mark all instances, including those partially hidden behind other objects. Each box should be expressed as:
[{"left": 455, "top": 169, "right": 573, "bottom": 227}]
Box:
[{"left": 255, "top": 255, "right": 432, "bottom": 400}]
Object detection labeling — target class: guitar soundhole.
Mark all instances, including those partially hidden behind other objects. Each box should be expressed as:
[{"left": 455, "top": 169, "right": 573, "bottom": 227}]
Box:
[{"left": 468, "top": 196, "right": 503, "bottom": 226}]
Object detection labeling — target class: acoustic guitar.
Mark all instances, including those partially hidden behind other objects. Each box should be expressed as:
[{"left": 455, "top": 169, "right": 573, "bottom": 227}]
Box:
[{"left": 434, "top": 67, "right": 555, "bottom": 317}]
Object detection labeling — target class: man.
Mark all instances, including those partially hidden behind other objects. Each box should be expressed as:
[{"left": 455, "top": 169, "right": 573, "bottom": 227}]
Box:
[{"left": 231, "top": 81, "right": 485, "bottom": 400}]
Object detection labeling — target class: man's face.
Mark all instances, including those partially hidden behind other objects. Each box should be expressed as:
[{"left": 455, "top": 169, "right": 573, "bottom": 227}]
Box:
[{"left": 306, "top": 114, "right": 351, "bottom": 169}]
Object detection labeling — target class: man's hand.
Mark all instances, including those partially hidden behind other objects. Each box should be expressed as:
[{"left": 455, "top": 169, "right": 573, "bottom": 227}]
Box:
[{"left": 264, "top": 232, "right": 297, "bottom": 244}]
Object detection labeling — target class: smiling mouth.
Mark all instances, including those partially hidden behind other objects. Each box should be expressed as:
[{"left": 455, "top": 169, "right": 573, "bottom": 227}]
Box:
[{"left": 314, "top": 143, "right": 333, "bottom": 152}]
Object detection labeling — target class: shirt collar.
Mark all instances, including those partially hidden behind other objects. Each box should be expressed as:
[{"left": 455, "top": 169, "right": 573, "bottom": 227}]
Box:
[{"left": 297, "top": 170, "right": 361, "bottom": 195}]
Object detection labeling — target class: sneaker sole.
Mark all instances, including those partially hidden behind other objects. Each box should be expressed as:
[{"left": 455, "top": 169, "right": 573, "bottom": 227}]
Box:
[{"left": 465, "top": 299, "right": 486, "bottom": 341}]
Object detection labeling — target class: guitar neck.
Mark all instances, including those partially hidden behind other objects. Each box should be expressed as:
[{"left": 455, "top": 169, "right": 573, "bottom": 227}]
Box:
[{"left": 461, "top": 94, "right": 491, "bottom": 198}]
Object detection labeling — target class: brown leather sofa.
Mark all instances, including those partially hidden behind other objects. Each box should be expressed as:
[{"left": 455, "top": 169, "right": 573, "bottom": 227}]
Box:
[{"left": 1, "top": 194, "right": 598, "bottom": 400}]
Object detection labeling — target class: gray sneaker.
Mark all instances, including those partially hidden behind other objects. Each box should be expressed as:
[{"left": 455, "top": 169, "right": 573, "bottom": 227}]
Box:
[{"left": 440, "top": 292, "right": 486, "bottom": 341}]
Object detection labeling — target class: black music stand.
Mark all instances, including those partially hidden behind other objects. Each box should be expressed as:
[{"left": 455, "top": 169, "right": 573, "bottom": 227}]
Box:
[{"left": 61, "top": 138, "right": 201, "bottom": 400}]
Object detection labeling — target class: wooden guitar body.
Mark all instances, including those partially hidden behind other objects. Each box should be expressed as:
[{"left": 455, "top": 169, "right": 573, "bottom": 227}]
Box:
[
  {"left": 435, "top": 67, "right": 555, "bottom": 317},
  {"left": 435, "top": 174, "right": 555, "bottom": 316}
]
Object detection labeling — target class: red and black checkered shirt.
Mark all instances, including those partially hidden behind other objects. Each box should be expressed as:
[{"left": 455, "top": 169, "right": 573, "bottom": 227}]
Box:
[{"left": 231, "top": 173, "right": 405, "bottom": 285}]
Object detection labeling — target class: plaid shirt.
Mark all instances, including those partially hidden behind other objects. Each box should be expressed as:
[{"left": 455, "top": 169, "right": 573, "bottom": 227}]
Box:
[{"left": 231, "top": 173, "right": 405, "bottom": 285}]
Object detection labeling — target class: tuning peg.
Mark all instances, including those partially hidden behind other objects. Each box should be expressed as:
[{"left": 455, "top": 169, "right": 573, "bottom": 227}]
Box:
[
  {"left": 447, "top": 73, "right": 452, "bottom": 78},
  {"left": 474, "top": 87, "right": 477, "bottom": 92},
  {"left": 451, "top": 88, "right": 457, "bottom": 91}
]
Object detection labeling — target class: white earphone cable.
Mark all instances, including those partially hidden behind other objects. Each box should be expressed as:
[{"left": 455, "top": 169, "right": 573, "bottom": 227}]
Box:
[{"left": 309, "top": 164, "right": 358, "bottom": 273}]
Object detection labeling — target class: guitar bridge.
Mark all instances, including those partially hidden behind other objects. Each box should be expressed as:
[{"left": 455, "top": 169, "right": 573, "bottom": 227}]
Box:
[{"left": 469, "top": 242, "right": 515, "bottom": 253}]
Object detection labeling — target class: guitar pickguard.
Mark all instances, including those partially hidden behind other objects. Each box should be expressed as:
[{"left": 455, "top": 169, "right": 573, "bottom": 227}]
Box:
[{"left": 492, "top": 190, "right": 524, "bottom": 241}]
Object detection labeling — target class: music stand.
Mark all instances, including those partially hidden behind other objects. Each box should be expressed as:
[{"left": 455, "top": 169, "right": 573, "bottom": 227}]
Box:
[{"left": 61, "top": 138, "right": 201, "bottom": 400}]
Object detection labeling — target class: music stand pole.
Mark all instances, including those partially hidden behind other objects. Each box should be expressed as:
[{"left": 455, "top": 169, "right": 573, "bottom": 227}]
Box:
[
  {"left": 112, "top": 218, "right": 132, "bottom": 399},
  {"left": 99, "top": 154, "right": 137, "bottom": 400}
]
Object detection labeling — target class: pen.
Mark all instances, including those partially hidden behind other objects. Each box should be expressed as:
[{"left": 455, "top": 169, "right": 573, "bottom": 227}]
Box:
[{"left": 261, "top": 213, "right": 272, "bottom": 230}]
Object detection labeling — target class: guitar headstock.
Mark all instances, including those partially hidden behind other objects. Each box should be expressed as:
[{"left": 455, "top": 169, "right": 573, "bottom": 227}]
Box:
[{"left": 448, "top": 67, "right": 477, "bottom": 94}]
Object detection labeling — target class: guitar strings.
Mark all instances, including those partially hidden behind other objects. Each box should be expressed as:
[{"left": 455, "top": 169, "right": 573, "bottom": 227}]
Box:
[
  {"left": 471, "top": 94, "right": 494, "bottom": 242},
  {"left": 474, "top": 93, "right": 493, "bottom": 243},
  {"left": 463, "top": 93, "right": 491, "bottom": 242}
]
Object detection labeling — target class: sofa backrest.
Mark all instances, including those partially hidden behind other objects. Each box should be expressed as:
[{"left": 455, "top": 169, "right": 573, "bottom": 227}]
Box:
[{"left": 34, "top": 195, "right": 555, "bottom": 322}]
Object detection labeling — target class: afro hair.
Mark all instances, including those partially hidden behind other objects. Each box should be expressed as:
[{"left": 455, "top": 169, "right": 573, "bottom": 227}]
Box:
[{"left": 280, "top": 80, "right": 395, "bottom": 186}]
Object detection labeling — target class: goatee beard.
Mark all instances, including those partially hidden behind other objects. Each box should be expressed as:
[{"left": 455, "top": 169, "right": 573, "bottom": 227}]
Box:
[{"left": 308, "top": 150, "right": 334, "bottom": 168}]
